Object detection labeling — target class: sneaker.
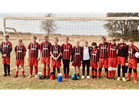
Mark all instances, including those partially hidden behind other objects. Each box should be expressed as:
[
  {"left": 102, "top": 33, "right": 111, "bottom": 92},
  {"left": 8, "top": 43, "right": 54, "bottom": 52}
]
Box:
[
  {"left": 112, "top": 78, "right": 115, "bottom": 80},
  {"left": 22, "top": 75, "right": 25, "bottom": 78},
  {"left": 35, "top": 75, "right": 38, "bottom": 78},
  {"left": 7, "top": 74, "right": 10, "bottom": 77},
  {"left": 91, "top": 76, "right": 94, "bottom": 79},
  {"left": 76, "top": 76, "right": 80, "bottom": 79},
  {"left": 2, "top": 74, "right": 7, "bottom": 77},
  {"left": 66, "top": 77, "right": 69, "bottom": 79},
  {"left": 117, "top": 77, "right": 120, "bottom": 81},
  {"left": 106, "top": 77, "right": 109, "bottom": 80},
  {"left": 134, "top": 79, "right": 137, "bottom": 83},
  {"left": 97, "top": 77, "right": 101, "bottom": 80},
  {"left": 81, "top": 75, "right": 85, "bottom": 79},
  {"left": 46, "top": 75, "right": 50, "bottom": 79},
  {"left": 63, "top": 76, "right": 66, "bottom": 79},
  {"left": 122, "top": 77, "right": 126, "bottom": 82},
  {"left": 13, "top": 75, "right": 18, "bottom": 78},
  {"left": 28, "top": 75, "right": 32, "bottom": 78},
  {"left": 93, "top": 76, "right": 97, "bottom": 80},
  {"left": 43, "top": 75, "right": 46, "bottom": 79},
  {"left": 126, "top": 78, "right": 131, "bottom": 81},
  {"left": 87, "top": 76, "right": 90, "bottom": 79}
]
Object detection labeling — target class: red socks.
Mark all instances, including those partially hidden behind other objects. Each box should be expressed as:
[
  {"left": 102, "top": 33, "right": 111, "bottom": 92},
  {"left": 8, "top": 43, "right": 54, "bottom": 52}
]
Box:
[
  {"left": 109, "top": 70, "right": 112, "bottom": 78},
  {"left": 134, "top": 73, "right": 137, "bottom": 80},
  {"left": 98, "top": 71, "right": 101, "bottom": 77},
  {"left": 22, "top": 71, "right": 24, "bottom": 75},
  {"left": 112, "top": 70, "right": 116, "bottom": 78},
  {"left": 35, "top": 67, "right": 38, "bottom": 75},
  {"left": 57, "top": 71, "right": 60, "bottom": 74},
  {"left": 16, "top": 71, "right": 18, "bottom": 76},
  {"left": 92, "top": 71, "right": 94, "bottom": 76},
  {"left": 47, "top": 68, "right": 50, "bottom": 76},
  {"left": 43, "top": 68, "right": 46, "bottom": 76},
  {"left": 66, "top": 74, "right": 68, "bottom": 77},
  {"left": 64, "top": 74, "right": 66, "bottom": 77},
  {"left": 30, "top": 68, "right": 33, "bottom": 76}
]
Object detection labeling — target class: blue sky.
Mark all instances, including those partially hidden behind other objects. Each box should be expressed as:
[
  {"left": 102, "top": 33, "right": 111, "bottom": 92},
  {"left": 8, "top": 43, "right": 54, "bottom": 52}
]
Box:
[{"left": 0, "top": 12, "right": 108, "bottom": 35}]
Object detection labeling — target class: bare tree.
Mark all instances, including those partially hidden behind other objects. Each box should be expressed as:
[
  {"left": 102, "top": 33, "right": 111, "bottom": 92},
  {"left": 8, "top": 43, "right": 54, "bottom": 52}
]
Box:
[{"left": 40, "top": 13, "right": 57, "bottom": 36}]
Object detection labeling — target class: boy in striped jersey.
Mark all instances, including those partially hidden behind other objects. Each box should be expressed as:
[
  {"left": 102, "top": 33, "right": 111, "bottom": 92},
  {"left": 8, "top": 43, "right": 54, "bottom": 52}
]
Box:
[
  {"left": 14, "top": 38, "right": 26, "bottom": 78},
  {"left": 0, "top": 34, "right": 12, "bottom": 77},
  {"left": 40, "top": 34, "right": 51, "bottom": 79},
  {"left": 126, "top": 39, "right": 139, "bottom": 83},
  {"left": 27, "top": 36, "right": 40, "bottom": 78},
  {"left": 90, "top": 42, "right": 99, "bottom": 79},
  {"left": 71, "top": 40, "right": 83, "bottom": 79},
  {"left": 108, "top": 38, "right": 117, "bottom": 80},
  {"left": 98, "top": 36, "right": 109, "bottom": 80},
  {"left": 50, "top": 37, "right": 61, "bottom": 77},
  {"left": 61, "top": 36, "right": 72, "bottom": 79}
]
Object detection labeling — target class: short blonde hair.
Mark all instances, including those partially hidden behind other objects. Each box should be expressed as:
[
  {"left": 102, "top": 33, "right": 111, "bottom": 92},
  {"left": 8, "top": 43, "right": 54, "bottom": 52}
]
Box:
[
  {"left": 75, "top": 39, "right": 79, "bottom": 43},
  {"left": 17, "top": 38, "right": 22, "bottom": 42},
  {"left": 43, "top": 34, "right": 49, "bottom": 38},
  {"left": 54, "top": 36, "right": 58, "bottom": 41},
  {"left": 4, "top": 34, "right": 9, "bottom": 38},
  {"left": 31, "top": 35, "right": 37, "bottom": 39}
]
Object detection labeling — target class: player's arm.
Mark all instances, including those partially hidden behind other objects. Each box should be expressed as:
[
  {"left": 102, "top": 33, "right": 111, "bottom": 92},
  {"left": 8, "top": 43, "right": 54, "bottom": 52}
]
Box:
[
  {"left": 50, "top": 46, "right": 56, "bottom": 60},
  {"left": 71, "top": 47, "right": 74, "bottom": 62},
  {"left": 37, "top": 44, "right": 40, "bottom": 61},
  {"left": 0, "top": 44, "right": 4, "bottom": 55},
  {"left": 81, "top": 47, "right": 83, "bottom": 63},
  {"left": 27, "top": 43, "right": 30, "bottom": 61},
  {"left": 56, "top": 46, "right": 61, "bottom": 60},
  {"left": 6, "top": 43, "right": 12, "bottom": 56}
]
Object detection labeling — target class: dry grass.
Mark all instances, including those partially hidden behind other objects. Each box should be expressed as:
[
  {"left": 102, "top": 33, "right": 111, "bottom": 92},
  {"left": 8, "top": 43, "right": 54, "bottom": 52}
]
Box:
[{"left": 0, "top": 34, "right": 139, "bottom": 89}]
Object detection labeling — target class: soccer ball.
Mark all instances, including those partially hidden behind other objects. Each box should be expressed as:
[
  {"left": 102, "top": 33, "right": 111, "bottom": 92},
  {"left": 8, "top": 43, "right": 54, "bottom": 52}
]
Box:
[
  {"left": 71, "top": 74, "right": 77, "bottom": 80},
  {"left": 135, "top": 52, "right": 139, "bottom": 58}
]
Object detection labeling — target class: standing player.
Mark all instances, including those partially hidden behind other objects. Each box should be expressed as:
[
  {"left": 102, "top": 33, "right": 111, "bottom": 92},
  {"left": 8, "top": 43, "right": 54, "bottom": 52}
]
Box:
[
  {"left": 108, "top": 38, "right": 117, "bottom": 80},
  {"left": 40, "top": 34, "right": 51, "bottom": 79},
  {"left": 90, "top": 42, "right": 99, "bottom": 79},
  {"left": 98, "top": 36, "right": 109, "bottom": 80},
  {"left": 61, "top": 36, "right": 72, "bottom": 79},
  {"left": 117, "top": 37, "right": 128, "bottom": 81},
  {"left": 0, "top": 34, "right": 12, "bottom": 77},
  {"left": 50, "top": 37, "right": 61, "bottom": 78},
  {"left": 27, "top": 36, "right": 40, "bottom": 78},
  {"left": 126, "top": 39, "right": 139, "bottom": 83},
  {"left": 71, "top": 40, "right": 83, "bottom": 79},
  {"left": 14, "top": 38, "right": 26, "bottom": 78}
]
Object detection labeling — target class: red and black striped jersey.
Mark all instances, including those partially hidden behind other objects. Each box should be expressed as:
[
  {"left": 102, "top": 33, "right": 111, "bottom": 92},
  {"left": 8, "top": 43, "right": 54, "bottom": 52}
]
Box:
[
  {"left": 15, "top": 45, "right": 26, "bottom": 60},
  {"left": 90, "top": 48, "right": 99, "bottom": 63},
  {"left": 50, "top": 44, "right": 61, "bottom": 61},
  {"left": 40, "top": 41, "right": 51, "bottom": 58},
  {"left": 28, "top": 42, "right": 40, "bottom": 58},
  {"left": 117, "top": 43, "right": 127, "bottom": 57},
  {"left": 99, "top": 42, "right": 109, "bottom": 58},
  {"left": 61, "top": 43, "right": 72, "bottom": 60},
  {"left": 128, "top": 45, "right": 139, "bottom": 59},
  {"left": 0, "top": 41, "right": 12, "bottom": 58},
  {"left": 108, "top": 43, "right": 117, "bottom": 58},
  {"left": 72, "top": 46, "right": 83, "bottom": 63}
]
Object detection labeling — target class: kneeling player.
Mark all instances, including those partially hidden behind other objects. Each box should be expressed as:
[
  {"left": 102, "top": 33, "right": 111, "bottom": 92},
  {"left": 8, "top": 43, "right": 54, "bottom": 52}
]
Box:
[
  {"left": 90, "top": 42, "right": 99, "bottom": 79},
  {"left": 50, "top": 37, "right": 61, "bottom": 78},
  {"left": 14, "top": 38, "right": 26, "bottom": 78},
  {"left": 108, "top": 38, "right": 117, "bottom": 80},
  {"left": 40, "top": 34, "right": 51, "bottom": 79},
  {"left": 126, "top": 39, "right": 139, "bottom": 83},
  {"left": 27, "top": 36, "right": 40, "bottom": 78},
  {"left": 71, "top": 40, "right": 83, "bottom": 79}
]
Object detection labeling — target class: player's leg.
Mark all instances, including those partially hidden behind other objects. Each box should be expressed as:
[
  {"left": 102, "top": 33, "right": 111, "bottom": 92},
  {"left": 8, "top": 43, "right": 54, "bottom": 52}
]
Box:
[
  {"left": 104, "top": 58, "right": 108, "bottom": 79},
  {"left": 21, "top": 66, "right": 25, "bottom": 78},
  {"left": 53, "top": 68, "right": 56, "bottom": 77},
  {"left": 14, "top": 66, "right": 19, "bottom": 78},
  {"left": 57, "top": 67, "right": 60, "bottom": 74},
  {"left": 108, "top": 58, "right": 112, "bottom": 80},
  {"left": 121, "top": 57, "right": 126, "bottom": 81},
  {"left": 77, "top": 66, "right": 80, "bottom": 79},
  {"left": 63, "top": 60, "right": 67, "bottom": 79},
  {"left": 98, "top": 58, "right": 103, "bottom": 79},
  {"left": 126, "top": 67, "right": 132, "bottom": 81},
  {"left": 43, "top": 64, "right": 46, "bottom": 79},
  {"left": 94, "top": 69, "right": 97, "bottom": 79},
  {"left": 28, "top": 66, "right": 33, "bottom": 78},
  {"left": 117, "top": 56, "right": 121, "bottom": 81},
  {"left": 34, "top": 66, "right": 38, "bottom": 78},
  {"left": 46, "top": 65, "right": 50, "bottom": 79},
  {"left": 3, "top": 64, "right": 7, "bottom": 77},
  {"left": 28, "top": 58, "right": 33, "bottom": 78},
  {"left": 66, "top": 60, "right": 70, "bottom": 79},
  {"left": 6, "top": 58, "right": 11, "bottom": 77},
  {"left": 86, "top": 60, "right": 90, "bottom": 79},
  {"left": 91, "top": 68, "right": 94, "bottom": 79},
  {"left": 81, "top": 61, "right": 85, "bottom": 79},
  {"left": 133, "top": 61, "right": 137, "bottom": 83}
]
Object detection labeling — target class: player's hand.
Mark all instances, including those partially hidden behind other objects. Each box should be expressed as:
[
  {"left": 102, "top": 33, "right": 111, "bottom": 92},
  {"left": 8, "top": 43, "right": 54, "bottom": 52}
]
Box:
[
  {"left": 37, "top": 58, "right": 40, "bottom": 61},
  {"left": 81, "top": 61, "right": 83, "bottom": 63},
  {"left": 27, "top": 57, "right": 29, "bottom": 61},
  {"left": 126, "top": 60, "right": 128, "bottom": 63},
  {"left": 3, "top": 54, "right": 7, "bottom": 57}
]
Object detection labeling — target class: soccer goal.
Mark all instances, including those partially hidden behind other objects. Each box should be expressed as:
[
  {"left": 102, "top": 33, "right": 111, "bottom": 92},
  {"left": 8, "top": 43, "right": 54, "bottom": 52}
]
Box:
[{"left": 3, "top": 16, "right": 139, "bottom": 71}]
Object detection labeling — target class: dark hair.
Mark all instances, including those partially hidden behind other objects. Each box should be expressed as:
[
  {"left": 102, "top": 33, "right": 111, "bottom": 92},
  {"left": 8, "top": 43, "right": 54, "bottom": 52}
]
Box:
[{"left": 92, "top": 42, "right": 97, "bottom": 46}]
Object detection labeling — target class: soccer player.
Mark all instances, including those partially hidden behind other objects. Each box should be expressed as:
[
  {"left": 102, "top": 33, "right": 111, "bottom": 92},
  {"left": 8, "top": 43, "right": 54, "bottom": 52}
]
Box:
[
  {"left": 108, "top": 38, "right": 117, "bottom": 80},
  {"left": 117, "top": 37, "right": 128, "bottom": 81},
  {"left": 14, "top": 38, "right": 26, "bottom": 78},
  {"left": 50, "top": 37, "right": 61, "bottom": 78},
  {"left": 0, "top": 34, "right": 12, "bottom": 77},
  {"left": 40, "top": 34, "right": 51, "bottom": 79},
  {"left": 90, "top": 42, "right": 99, "bottom": 79},
  {"left": 71, "top": 39, "right": 83, "bottom": 79},
  {"left": 27, "top": 36, "right": 40, "bottom": 78},
  {"left": 61, "top": 36, "right": 72, "bottom": 79},
  {"left": 126, "top": 39, "right": 139, "bottom": 83},
  {"left": 81, "top": 41, "right": 92, "bottom": 79},
  {"left": 98, "top": 36, "right": 109, "bottom": 80}
]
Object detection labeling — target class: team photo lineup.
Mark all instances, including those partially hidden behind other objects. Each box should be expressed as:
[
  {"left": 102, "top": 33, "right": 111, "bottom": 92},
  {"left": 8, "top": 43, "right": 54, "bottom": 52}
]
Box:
[{"left": 0, "top": 34, "right": 139, "bottom": 84}]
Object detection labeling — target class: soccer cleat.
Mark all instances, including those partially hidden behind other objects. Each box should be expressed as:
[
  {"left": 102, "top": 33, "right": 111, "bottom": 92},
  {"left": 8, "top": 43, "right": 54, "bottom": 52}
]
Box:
[
  {"left": 2, "top": 74, "right": 7, "bottom": 77},
  {"left": 81, "top": 75, "right": 85, "bottom": 79},
  {"left": 97, "top": 77, "right": 101, "bottom": 80},
  {"left": 112, "top": 78, "right": 115, "bottom": 81},
  {"left": 46, "top": 75, "right": 50, "bottom": 79},
  {"left": 76, "top": 76, "right": 80, "bottom": 79},
  {"left": 43, "top": 75, "right": 46, "bottom": 79},
  {"left": 35, "top": 75, "right": 38, "bottom": 78},
  {"left": 134, "top": 79, "right": 137, "bottom": 83},
  {"left": 117, "top": 77, "right": 120, "bottom": 81},
  {"left": 22, "top": 75, "right": 25, "bottom": 78},
  {"left": 13, "top": 75, "right": 18, "bottom": 78},
  {"left": 122, "top": 77, "right": 126, "bottom": 82},
  {"left": 28, "top": 75, "right": 32, "bottom": 78},
  {"left": 63, "top": 76, "right": 66, "bottom": 79},
  {"left": 87, "top": 76, "right": 90, "bottom": 79},
  {"left": 126, "top": 78, "right": 131, "bottom": 81},
  {"left": 7, "top": 74, "right": 10, "bottom": 77},
  {"left": 66, "top": 77, "right": 69, "bottom": 79},
  {"left": 93, "top": 76, "right": 97, "bottom": 80},
  {"left": 106, "top": 77, "right": 109, "bottom": 80}
]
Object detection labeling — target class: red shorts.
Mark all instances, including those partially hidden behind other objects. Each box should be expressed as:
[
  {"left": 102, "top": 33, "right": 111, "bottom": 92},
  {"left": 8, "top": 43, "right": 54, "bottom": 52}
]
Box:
[
  {"left": 99, "top": 58, "right": 108, "bottom": 68},
  {"left": 128, "top": 58, "right": 137, "bottom": 69},
  {"left": 51, "top": 61, "right": 61, "bottom": 68},
  {"left": 15, "top": 60, "right": 24, "bottom": 66},
  {"left": 28, "top": 58, "right": 38, "bottom": 67},
  {"left": 72, "top": 62, "right": 81, "bottom": 67},
  {"left": 90, "top": 62, "right": 98, "bottom": 69},
  {"left": 117, "top": 56, "right": 126, "bottom": 66},
  {"left": 2, "top": 58, "right": 10, "bottom": 65},
  {"left": 108, "top": 57, "right": 117, "bottom": 68},
  {"left": 41, "top": 57, "right": 50, "bottom": 65}
]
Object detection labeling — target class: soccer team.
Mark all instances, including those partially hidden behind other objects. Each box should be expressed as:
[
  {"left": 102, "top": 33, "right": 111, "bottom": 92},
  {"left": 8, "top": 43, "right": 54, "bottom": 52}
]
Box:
[{"left": 0, "top": 34, "right": 139, "bottom": 83}]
